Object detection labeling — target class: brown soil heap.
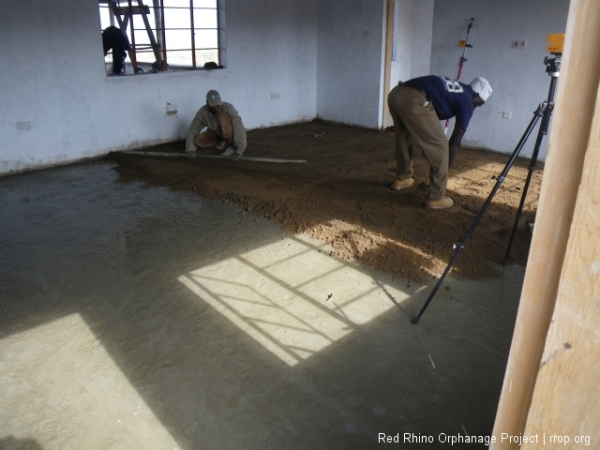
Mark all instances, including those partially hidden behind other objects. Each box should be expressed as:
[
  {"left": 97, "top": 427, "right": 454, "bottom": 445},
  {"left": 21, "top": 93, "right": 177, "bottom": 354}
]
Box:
[{"left": 106, "top": 120, "right": 541, "bottom": 283}]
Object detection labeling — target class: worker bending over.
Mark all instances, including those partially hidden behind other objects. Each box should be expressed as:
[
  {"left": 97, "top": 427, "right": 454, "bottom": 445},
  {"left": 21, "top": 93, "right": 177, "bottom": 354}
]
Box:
[
  {"left": 102, "top": 26, "right": 131, "bottom": 76},
  {"left": 186, "top": 90, "right": 247, "bottom": 160},
  {"left": 387, "top": 76, "right": 492, "bottom": 209}
]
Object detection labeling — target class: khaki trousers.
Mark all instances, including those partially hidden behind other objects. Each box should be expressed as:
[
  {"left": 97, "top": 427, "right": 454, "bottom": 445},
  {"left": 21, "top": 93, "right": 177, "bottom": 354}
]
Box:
[
  {"left": 194, "top": 111, "right": 234, "bottom": 148},
  {"left": 387, "top": 84, "right": 449, "bottom": 200}
]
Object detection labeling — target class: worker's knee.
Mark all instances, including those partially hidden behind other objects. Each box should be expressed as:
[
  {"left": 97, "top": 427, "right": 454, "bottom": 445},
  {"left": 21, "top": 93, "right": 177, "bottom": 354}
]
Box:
[{"left": 194, "top": 130, "right": 220, "bottom": 148}]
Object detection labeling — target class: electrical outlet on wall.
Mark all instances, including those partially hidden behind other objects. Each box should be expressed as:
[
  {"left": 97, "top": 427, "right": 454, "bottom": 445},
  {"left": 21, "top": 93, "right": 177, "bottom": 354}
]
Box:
[
  {"left": 166, "top": 102, "right": 177, "bottom": 115},
  {"left": 512, "top": 40, "right": 527, "bottom": 49}
]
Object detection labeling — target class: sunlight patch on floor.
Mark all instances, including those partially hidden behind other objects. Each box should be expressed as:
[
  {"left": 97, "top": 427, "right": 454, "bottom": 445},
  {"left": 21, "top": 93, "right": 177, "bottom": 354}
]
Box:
[
  {"left": 179, "top": 236, "right": 409, "bottom": 366},
  {"left": 0, "top": 313, "right": 181, "bottom": 450}
]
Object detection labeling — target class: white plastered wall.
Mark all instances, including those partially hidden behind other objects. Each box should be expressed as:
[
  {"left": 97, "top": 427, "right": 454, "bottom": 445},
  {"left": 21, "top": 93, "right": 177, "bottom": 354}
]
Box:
[
  {"left": 389, "top": 0, "right": 434, "bottom": 88},
  {"left": 0, "top": 0, "right": 318, "bottom": 175},
  {"left": 384, "top": 0, "right": 434, "bottom": 128},
  {"left": 316, "top": 0, "right": 387, "bottom": 129},
  {"left": 429, "top": 0, "right": 570, "bottom": 160}
]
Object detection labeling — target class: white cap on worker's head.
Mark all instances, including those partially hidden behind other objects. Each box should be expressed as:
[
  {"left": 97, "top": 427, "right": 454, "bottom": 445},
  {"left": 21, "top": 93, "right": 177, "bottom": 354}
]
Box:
[
  {"left": 206, "top": 89, "right": 223, "bottom": 106},
  {"left": 470, "top": 77, "right": 492, "bottom": 102}
]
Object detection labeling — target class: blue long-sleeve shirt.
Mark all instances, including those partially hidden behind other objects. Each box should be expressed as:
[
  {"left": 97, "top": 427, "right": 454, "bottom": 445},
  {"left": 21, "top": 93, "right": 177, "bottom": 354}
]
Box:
[{"left": 404, "top": 76, "right": 475, "bottom": 130}]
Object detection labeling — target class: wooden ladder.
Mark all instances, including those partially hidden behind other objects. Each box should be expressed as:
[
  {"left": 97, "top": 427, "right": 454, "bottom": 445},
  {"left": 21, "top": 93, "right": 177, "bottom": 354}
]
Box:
[{"left": 100, "top": 0, "right": 165, "bottom": 73}]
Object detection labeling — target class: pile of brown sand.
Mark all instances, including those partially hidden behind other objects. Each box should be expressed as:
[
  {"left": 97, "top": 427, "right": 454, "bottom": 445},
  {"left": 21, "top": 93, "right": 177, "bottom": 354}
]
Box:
[{"left": 106, "top": 120, "right": 541, "bottom": 283}]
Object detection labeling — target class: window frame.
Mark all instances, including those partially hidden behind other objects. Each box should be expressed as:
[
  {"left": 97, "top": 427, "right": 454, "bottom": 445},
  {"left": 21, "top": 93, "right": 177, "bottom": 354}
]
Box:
[{"left": 99, "top": 0, "right": 225, "bottom": 75}]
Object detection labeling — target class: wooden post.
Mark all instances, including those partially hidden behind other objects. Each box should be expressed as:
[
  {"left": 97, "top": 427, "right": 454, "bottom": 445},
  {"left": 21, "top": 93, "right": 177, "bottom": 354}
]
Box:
[
  {"left": 381, "top": 0, "right": 394, "bottom": 128},
  {"left": 490, "top": 1, "right": 600, "bottom": 448},
  {"left": 522, "top": 65, "right": 600, "bottom": 450}
]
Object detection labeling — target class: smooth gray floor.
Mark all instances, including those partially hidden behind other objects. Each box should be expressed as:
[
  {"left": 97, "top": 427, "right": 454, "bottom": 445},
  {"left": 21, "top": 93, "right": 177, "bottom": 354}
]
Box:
[{"left": 0, "top": 161, "right": 523, "bottom": 449}]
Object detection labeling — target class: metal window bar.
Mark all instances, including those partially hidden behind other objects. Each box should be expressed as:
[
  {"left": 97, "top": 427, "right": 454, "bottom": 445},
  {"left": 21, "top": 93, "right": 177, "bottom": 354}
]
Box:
[
  {"left": 160, "top": 0, "right": 168, "bottom": 69},
  {"left": 217, "top": 0, "right": 221, "bottom": 66},
  {"left": 190, "top": 0, "right": 196, "bottom": 68}
]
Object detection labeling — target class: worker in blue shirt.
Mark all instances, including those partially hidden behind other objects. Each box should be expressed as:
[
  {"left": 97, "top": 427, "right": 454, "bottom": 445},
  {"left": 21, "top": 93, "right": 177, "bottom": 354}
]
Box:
[
  {"left": 387, "top": 76, "right": 492, "bottom": 209},
  {"left": 102, "top": 26, "right": 131, "bottom": 76}
]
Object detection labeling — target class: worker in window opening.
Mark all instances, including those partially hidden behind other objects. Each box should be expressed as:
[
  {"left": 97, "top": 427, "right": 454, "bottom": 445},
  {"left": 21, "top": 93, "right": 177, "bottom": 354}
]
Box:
[
  {"left": 387, "top": 76, "right": 492, "bottom": 209},
  {"left": 185, "top": 90, "right": 248, "bottom": 160},
  {"left": 102, "top": 26, "right": 131, "bottom": 76}
]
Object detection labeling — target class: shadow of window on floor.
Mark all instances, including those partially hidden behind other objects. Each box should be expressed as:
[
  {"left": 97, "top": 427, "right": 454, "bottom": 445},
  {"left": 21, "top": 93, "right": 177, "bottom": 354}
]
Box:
[{"left": 179, "top": 235, "right": 411, "bottom": 366}]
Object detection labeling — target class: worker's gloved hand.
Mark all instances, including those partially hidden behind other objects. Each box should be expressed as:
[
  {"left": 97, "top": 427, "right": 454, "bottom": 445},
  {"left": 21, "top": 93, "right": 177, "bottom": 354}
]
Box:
[
  {"left": 448, "top": 145, "right": 459, "bottom": 167},
  {"left": 231, "top": 152, "right": 242, "bottom": 161},
  {"left": 187, "top": 151, "right": 197, "bottom": 159}
]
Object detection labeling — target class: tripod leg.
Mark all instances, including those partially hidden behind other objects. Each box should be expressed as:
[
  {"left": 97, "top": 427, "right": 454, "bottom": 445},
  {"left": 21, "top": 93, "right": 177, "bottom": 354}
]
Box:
[
  {"left": 503, "top": 156, "right": 539, "bottom": 264},
  {"left": 412, "top": 106, "right": 545, "bottom": 324},
  {"left": 504, "top": 105, "right": 553, "bottom": 263}
]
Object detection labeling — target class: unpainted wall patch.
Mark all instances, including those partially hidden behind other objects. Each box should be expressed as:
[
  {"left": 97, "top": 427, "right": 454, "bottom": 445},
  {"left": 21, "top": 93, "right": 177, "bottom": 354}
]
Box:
[{"left": 166, "top": 103, "right": 178, "bottom": 115}]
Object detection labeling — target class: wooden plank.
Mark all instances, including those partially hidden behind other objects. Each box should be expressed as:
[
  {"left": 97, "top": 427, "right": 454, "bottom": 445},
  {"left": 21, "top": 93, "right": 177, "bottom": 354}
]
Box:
[
  {"left": 115, "top": 5, "right": 150, "bottom": 15},
  {"left": 522, "top": 70, "right": 600, "bottom": 450},
  {"left": 121, "top": 151, "right": 307, "bottom": 164},
  {"left": 490, "top": 1, "right": 600, "bottom": 447}
]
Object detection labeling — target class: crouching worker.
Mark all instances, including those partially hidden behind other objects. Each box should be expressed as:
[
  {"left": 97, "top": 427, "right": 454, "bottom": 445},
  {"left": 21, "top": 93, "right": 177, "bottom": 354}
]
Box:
[
  {"left": 185, "top": 90, "right": 247, "bottom": 160},
  {"left": 387, "top": 76, "right": 492, "bottom": 209}
]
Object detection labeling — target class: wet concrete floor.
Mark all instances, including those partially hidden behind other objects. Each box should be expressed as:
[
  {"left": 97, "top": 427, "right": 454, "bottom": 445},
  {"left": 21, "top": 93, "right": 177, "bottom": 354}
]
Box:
[{"left": 0, "top": 160, "right": 523, "bottom": 449}]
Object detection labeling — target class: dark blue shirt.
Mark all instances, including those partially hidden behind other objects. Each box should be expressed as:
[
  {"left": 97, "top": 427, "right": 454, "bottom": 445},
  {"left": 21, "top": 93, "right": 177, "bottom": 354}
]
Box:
[{"left": 404, "top": 76, "right": 475, "bottom": 130}]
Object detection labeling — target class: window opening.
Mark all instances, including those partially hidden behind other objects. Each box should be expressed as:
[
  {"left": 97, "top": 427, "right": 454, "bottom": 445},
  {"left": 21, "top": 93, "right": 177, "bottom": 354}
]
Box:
[{"left": 99, "top": 0, "right": 221, "bottom": 75}]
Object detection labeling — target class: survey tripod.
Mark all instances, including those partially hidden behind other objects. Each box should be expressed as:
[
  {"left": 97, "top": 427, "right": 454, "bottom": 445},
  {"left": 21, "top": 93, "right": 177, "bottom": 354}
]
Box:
[{"left": 412, "top": 54, "right": 560, "bottom": 325}]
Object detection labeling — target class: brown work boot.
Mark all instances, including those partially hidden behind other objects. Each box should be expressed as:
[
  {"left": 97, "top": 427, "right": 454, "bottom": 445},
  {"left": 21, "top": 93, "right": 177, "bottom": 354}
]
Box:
[
  {"left": 390, "top": 178, "right": 415, "bottom": 191},
  {"left": 426, "top": 197, "right": 454, "bottom": 209}
]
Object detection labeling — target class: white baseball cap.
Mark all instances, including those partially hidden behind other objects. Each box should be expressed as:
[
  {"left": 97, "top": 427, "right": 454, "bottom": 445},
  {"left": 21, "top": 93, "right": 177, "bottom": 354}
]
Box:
[{"left": 470, "top": 77, "right": 492, "bottom": 102}]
